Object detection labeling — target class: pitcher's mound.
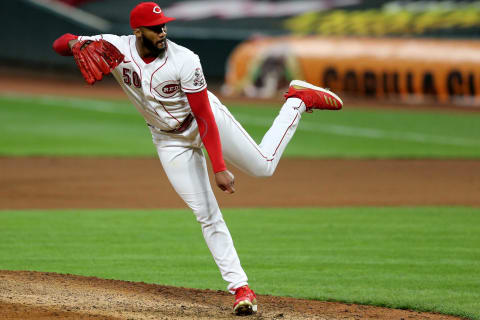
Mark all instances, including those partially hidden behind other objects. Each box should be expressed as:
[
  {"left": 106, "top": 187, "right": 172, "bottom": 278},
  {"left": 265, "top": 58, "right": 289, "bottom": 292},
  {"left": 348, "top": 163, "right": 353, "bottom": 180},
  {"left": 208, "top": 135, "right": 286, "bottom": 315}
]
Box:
[{"left": 0, "top": 271, "right": 463, "bottom": 320}]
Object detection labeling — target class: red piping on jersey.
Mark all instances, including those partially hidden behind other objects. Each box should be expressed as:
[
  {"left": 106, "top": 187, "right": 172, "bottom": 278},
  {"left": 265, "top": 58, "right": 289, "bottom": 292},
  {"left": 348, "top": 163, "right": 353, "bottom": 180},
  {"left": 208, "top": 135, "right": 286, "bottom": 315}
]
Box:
[
  {"left": 154, "top": 98, "right": 180, "bottom": 126},
  {"left": 129, "top": 37, "right": 142, "bottom": 80},
  {"left": 149, "top": 57, "right": 168, "bottom": 93},
  {"left": 128, "top": 38, "right": 179, "bottom": 129},
  {"left": 149, "top": 56, "right": 181, "bottom": 125},
  {"left": 181, "top": 84, "right": 207, "bottom": 92}
]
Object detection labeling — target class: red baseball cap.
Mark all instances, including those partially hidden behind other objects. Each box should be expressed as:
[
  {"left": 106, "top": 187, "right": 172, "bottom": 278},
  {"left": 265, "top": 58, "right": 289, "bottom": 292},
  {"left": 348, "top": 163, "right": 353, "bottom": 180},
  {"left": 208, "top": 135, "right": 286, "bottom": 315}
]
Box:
[{"left": 130, "top": 2, "right": 176, "bottom": 29}]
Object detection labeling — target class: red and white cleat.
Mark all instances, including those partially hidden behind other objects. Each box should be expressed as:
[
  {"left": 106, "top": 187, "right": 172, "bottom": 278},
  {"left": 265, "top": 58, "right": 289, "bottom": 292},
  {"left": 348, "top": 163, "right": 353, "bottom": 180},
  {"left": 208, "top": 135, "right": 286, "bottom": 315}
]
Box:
[
  {"left": 285, "top": 80, "right": 343, "bottom": 111},
  {"left": 233, "top": 285, "right": 257, "bottom": 315}
]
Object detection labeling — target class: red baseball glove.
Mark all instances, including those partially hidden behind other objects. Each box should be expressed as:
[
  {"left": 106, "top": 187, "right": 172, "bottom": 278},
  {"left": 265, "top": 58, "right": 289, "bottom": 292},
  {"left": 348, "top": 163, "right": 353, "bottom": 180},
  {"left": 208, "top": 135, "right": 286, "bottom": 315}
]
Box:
[{"left": 72, "top": 40, "right": 124, "bottom": 85}]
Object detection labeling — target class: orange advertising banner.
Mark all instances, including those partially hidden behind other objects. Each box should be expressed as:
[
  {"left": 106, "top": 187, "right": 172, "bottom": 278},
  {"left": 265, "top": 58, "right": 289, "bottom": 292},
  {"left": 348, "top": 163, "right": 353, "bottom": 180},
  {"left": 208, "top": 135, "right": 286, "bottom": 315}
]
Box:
[{"left": 224, "top": 36, "right": 480, "bottom": 106}]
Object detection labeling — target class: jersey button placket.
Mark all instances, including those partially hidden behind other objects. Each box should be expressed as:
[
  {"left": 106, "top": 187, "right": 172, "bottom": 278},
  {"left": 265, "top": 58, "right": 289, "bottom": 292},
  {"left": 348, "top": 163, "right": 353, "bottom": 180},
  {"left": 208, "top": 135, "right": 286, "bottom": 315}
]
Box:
[
  {"left": 142, "top": 70, "right": 159, "bottom": 120},
  {"left": 142, "top": 70, "right": 151, "bottom": 98}
]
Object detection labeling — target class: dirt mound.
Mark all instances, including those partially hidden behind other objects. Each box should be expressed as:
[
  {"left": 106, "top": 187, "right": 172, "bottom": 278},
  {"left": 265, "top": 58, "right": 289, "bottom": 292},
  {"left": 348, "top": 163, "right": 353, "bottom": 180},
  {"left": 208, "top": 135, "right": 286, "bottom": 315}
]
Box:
[{"left": 0, "top": 271, "right": 464, "bottom": 320}]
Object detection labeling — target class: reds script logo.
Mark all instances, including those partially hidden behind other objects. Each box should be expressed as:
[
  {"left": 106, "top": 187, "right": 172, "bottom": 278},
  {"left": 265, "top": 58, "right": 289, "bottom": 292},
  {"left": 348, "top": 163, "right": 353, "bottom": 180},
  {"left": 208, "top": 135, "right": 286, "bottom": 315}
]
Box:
[{"left": 154, "top": 80, "right": 180, "bottom": 98}]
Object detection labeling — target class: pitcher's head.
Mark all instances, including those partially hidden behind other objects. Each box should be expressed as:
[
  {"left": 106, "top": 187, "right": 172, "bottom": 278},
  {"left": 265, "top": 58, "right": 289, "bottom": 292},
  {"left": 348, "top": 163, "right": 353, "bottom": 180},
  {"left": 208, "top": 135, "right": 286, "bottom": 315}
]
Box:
[{"left": 130, "top": 2, "right": 175, "bottom": 53}]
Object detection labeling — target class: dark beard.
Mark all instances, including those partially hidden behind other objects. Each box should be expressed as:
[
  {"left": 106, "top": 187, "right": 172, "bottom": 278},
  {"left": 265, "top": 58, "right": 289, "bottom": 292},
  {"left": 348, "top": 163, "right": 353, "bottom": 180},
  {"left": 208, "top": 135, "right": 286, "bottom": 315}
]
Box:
[{"left": 142, "top": 35, "right": 165, "bottom": 56}]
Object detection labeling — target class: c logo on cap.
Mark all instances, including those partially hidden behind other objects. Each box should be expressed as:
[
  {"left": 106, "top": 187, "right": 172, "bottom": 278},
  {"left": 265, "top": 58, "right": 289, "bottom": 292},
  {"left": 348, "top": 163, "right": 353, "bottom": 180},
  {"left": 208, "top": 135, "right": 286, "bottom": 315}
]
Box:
[{"left": 153, "top": 6, "right": 162, "bottom": 14}]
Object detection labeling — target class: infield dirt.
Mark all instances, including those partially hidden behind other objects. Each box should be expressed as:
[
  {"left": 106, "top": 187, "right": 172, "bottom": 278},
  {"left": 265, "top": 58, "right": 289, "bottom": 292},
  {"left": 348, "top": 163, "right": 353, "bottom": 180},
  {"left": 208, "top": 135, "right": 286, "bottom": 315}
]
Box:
[{"left": 0, "top": 74, "right": 476, "bottom": 319}]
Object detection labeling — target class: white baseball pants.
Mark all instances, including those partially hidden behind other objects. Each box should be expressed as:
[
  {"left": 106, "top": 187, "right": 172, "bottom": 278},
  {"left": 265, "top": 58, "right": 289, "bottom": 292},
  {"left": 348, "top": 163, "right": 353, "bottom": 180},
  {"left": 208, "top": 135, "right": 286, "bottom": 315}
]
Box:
[{"left": 150, "top": 93, "right": 306, "bottom": 292}]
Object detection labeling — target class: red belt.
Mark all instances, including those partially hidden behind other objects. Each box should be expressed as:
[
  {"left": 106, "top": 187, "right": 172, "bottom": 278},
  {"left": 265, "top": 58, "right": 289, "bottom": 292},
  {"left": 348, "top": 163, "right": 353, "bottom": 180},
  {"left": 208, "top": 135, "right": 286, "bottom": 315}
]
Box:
[{"left": 152, "top": 113, "right": 194, "bottom": 134}]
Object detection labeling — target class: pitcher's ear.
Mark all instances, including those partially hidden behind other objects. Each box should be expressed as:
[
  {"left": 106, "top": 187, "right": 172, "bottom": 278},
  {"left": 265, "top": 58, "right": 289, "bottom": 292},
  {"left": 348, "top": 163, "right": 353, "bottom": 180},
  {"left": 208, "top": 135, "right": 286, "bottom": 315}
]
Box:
[{"left": 133, "top": 28, "right": 142, "bottom": 37}]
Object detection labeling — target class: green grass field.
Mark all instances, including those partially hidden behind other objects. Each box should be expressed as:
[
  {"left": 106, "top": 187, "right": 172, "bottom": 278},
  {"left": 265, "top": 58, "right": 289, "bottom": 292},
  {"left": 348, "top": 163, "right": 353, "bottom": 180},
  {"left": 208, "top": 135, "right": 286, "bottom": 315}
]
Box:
[
  {"left": 0, "top": 208, "right": 479, "bottom": 319},
  {"left": 1, "top": 93, "right": 479, "bottom": 319},
  {"left": 1, "top": 93, "right": 479, "bottom": 158}
]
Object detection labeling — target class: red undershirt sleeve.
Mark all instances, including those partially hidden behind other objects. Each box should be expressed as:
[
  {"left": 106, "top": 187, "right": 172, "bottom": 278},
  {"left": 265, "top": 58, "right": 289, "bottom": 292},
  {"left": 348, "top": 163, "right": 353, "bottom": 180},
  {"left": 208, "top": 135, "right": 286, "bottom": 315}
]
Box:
[
  {"left": 52, "top": 33, "right": 78, "bottom": 56},
  {"left": 186, "top": 89, "right": 227, "bottom": 173}
]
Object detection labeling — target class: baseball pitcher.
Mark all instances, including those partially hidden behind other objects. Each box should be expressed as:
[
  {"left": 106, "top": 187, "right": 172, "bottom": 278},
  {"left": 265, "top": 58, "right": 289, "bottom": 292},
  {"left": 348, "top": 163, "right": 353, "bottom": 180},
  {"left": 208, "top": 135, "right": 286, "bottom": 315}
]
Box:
[{"left": 52, "top": 1, "right": 343, "bottom": 315}]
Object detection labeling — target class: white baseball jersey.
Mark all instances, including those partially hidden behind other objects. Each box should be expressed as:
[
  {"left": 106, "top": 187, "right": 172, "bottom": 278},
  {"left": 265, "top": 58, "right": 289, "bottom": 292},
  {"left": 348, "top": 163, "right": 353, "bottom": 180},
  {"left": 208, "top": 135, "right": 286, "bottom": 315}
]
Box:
[
  {"left": 77, "top": 33, "right": 307, "bottom": 293},
  {"left": 79, "top": 34, "right": 206, "bottom": 131}
]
